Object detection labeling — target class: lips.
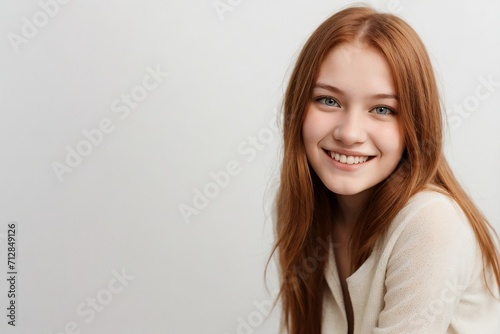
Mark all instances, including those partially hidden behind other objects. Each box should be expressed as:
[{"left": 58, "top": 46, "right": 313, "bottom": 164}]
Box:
[{"left": 326, "top": 150, "right": 371, "bottom": 165}]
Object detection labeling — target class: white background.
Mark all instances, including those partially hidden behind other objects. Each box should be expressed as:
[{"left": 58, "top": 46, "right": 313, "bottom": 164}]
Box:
[{"left": 0, "top": 0, "right": 499, "bottom": 333}]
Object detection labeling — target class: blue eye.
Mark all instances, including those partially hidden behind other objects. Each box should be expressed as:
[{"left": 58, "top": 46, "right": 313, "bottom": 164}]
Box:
[
  {"left": 317, "top": 97, "right": 339, "bottom": 107},
  {"left": 372, "top": 106, "right": 393, "bottom": 115}
]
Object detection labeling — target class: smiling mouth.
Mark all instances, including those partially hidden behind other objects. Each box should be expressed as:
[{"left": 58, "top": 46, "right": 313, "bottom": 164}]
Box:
[{"left": 325, "top": 150, "right": 374, "bottom": 165}]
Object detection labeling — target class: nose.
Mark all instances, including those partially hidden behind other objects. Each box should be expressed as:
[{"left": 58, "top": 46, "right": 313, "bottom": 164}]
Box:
[{"left": 332, "top": 109, "right": 367, "bottom": 146}]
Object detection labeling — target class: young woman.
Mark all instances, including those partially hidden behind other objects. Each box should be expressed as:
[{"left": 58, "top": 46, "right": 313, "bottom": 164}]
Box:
[{"left": 269, "top": 6, "right": 500, "bottom": 334}]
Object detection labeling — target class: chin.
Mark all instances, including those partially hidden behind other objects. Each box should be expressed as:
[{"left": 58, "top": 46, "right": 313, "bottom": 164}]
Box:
[{"left": 322, "top": 180, "right": 376, "bottom": 198}]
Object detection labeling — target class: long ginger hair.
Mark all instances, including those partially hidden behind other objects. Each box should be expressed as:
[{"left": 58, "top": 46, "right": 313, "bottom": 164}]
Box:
[{"left": 268, "top": 6, "right": 500, "bottom": 334}]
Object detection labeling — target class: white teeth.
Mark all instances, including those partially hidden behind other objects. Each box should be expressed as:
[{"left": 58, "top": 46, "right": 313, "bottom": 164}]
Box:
[{"left": 329, "top": 151, "right": 369, "bottom": 165}]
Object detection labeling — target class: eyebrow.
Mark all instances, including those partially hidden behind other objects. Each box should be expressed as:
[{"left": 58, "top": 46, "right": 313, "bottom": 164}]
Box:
[{"left": 313, "top": 82, "right": 398, "bottom": 101}]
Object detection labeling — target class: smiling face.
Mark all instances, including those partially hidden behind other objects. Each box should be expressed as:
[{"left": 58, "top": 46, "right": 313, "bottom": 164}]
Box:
[{"left": 302, "top": 42, "right": 405, "bottom": 205}]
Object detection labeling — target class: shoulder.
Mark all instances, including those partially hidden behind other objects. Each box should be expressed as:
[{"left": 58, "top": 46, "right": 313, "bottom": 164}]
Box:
[
  {"left": 372, "top": 188, "right": 496, "bottom": 332},
  {"left": 380, "top": 187, "right": 479, "bottom": 283},
  {"left": 387, "top": 188, "right": 474, "bottom": 244}
]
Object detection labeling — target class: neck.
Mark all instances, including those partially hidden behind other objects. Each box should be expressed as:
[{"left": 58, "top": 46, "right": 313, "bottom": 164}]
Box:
[{"left": 335, "top": 189, "right": 373, "bottom": 229}]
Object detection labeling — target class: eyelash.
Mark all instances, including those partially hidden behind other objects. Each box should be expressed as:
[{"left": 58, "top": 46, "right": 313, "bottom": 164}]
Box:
[{"left": 314, "top": 96, "right": 396, "bottom": 115}]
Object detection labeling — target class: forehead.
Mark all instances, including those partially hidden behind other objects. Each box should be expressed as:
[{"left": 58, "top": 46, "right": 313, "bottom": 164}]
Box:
[{"left": 315, "top": 43, "right": 396, "bottom": 96}]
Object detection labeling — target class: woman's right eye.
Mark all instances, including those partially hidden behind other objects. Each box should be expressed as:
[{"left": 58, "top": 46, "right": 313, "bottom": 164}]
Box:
[{"left": 316, "top": 97, "right": 340, "bottom": 107}]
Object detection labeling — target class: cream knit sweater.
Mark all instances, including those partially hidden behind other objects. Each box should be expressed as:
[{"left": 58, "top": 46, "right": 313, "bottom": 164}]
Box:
[{"left": 322, "top": 190, "right": 500, "bottom": 333}]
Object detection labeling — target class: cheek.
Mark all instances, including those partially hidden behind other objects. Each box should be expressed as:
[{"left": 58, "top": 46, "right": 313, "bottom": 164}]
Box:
[
  {"left": 377, "top": 124, "right": 405, "bottom": 158},
  {"left": 302, "top": 107, "right": 329, "bottom": 147}
]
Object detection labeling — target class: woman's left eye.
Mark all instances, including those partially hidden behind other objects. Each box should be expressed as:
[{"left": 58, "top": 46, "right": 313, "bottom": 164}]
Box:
[
  {"left": 317, "top": 97, "right": 339, "bottom": 107},
  {"left": 371, "top": 106, "right": 393, "bottom": 115}
]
